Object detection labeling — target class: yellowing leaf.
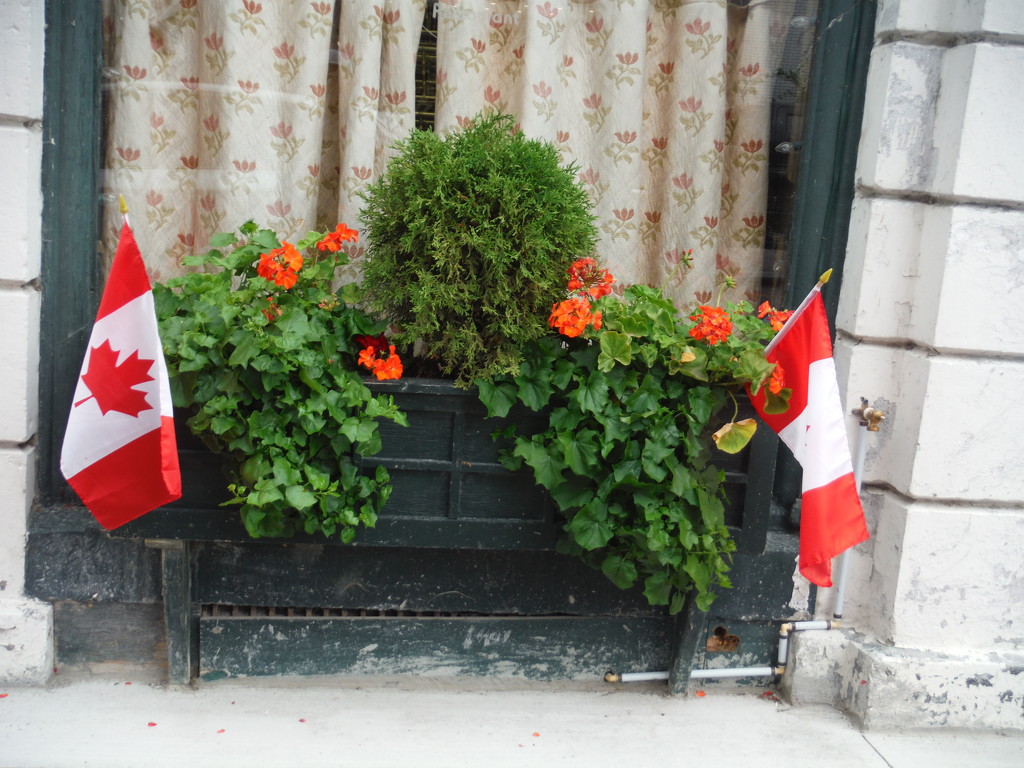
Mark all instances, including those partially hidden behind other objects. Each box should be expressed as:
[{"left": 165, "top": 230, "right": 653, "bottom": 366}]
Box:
[{"left": 712, "top": 418, "right": 757, "bottom": 454}]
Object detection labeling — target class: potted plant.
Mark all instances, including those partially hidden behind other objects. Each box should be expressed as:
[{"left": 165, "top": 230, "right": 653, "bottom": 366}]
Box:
[
  {"left": 355, "top": 111, "right": 792, "bottom": 612},
  {"left": 477, "top": 260, "right": 791, "bottom": 612},
  {"left": 357, "top": 111, "right": 599, "bottom": 384},
  {"left": 154, "top": 111, "right": 792, "bottom": 615},
  {"left": 154, "top": 221, "right": 407, "bottom": 543}
]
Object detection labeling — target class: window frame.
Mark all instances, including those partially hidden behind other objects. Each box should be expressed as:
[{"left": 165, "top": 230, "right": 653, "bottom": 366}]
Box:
[{"left": 36, "top": 0, "right": 876, "bottom": 534}]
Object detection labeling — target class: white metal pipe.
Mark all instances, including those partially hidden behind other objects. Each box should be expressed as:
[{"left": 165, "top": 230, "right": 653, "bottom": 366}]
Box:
[
  {"left": 833, "top": 419, "right": 870, "bottom": 619},
  {"left": 613, "top": 671, "right": 669, "bottom": 683},
  {"left": 791, "top": 620, "right": 834, "bottom": 631},
  {"left": 605, "top": 620, "right": 842, "bottom": 685},
  {"left": 690, "top": 666, "right": 779, "bottom": 679}
]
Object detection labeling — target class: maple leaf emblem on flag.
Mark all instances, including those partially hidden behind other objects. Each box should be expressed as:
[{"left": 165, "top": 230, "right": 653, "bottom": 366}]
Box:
[{"left": 74, "top": 339, "right": 156, "bottom": 417}]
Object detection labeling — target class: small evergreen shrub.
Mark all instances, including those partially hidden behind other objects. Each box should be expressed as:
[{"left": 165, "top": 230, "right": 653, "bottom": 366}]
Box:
[{"left": 358, "top": 112, "right": 599, "bottom": 384}]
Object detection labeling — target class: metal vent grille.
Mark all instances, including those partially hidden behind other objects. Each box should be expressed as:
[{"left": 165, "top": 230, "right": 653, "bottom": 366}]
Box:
[{"left": 201, "top": 605, "right": 539, "bottom": 619}]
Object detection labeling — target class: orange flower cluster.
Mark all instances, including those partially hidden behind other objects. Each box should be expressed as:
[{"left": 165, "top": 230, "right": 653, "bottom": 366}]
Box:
[
  {"left": 257, "top": 242, "right": 303, "bottom": 289},
  {"left": 355, "top": 334, "right": 403, "bottom": 380},
  {"left": 757, "top": 301, "right": 793, "bottom": 332},
  {"left": 688, "top": 305, "right": 733, "bottom": 345},
  {"left": 317, "top": 223, "right": 359, "bottom": 253},
  {"left": 550, "top": 296, "right": 603, "bottom": 338},
  {"left": 768, "top": 362, "right": 785, "bottom": 395},
  {"left": 261, "top": 296, "right": 282, "bottom": 323},
  {"left": 549, "top": 258, "right": 614, "bottom": 338},
  {"left": 567, "top": 257, "right": 614, "bottom": 299}
]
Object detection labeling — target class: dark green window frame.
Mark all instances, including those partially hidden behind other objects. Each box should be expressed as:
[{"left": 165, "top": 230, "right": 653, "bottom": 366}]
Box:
[{"left": 36, "top": 0, "right": 877, "bottom": 531}]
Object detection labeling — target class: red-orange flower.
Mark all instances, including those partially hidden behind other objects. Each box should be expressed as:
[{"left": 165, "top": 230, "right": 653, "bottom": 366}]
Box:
[
  {"left": 757, "top": 301, "right": 793, "bottom": 332},
  {"left": 257, "top": 242, "right": 303, "bottom": 289},
  {"left": 566, "top": 258, "right": 614, "bottom": 299},
  {"left": 262, "top": 296, "right": 282, "bottom": 322},
  {"left": 318, "top": 223, "right": 359, "bottom": 253},
  {"left": 357, "top": 336, "right": 403, "bottom": 380},
  {"left": 688, "top": 305, "right": 733, "bottom": 345},
  {"left": 768, "top": 362, "right": 785, "bottom": 395},
  {"left": 550, "top": 296, "right": 601, "bottom": 338}
]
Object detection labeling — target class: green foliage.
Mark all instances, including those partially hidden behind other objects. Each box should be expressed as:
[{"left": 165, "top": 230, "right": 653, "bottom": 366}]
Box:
[
  {"left": 477, "top": 284, "right": 784, "bottom": 612},
  {"left": 358, "top": 112, "right": 599, "bottom": 384},
  {"left": 154, "top": 222, "right": 407, "bottom": 542}
]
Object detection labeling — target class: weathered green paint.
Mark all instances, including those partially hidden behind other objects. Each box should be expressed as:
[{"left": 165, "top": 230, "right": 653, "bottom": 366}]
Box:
[
  {"left": 786, "top": 0, "right": 877, "bottom": 316},
  {"left": 200, "top": 615, "right": 671, "bottom": 681},
  {"left": 38, "top": 0, "right": 104, "bottom": 507},
  {"left": 668, "top": 596, "right": 707, "bottom": 694},
  {"left": 192, "top": 542, "right": 664, "bottom": 618},
  {"left": 693, "top": 619, "right": 784, "bottom": 682},
  {"left": 774, "top": 0, "right": 879, "bottom": 528},
  {"left": 32, "top": 3, "right": 876, "bottom": 688},
  {"left": 52, "top": 601, "right": 165, "bottom": 670},
  {"left": 151, "top": 541, "right": 199, "bottom": 685}
]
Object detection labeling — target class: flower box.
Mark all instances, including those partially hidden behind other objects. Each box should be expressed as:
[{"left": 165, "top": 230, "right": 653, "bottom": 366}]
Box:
[{"left": 114, "top": 378, "right": 559, "bottom": 550}]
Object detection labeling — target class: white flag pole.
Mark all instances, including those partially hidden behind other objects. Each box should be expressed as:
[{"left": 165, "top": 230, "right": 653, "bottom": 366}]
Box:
[
  {"left": 832, "top": 399, "right": 885, "bottom": 619},
  {"left": 764, "top": 269, "right": 832, "bottom": 356},
  {"left": 119, "top": 193, "right": 131, "bottom": 228}
]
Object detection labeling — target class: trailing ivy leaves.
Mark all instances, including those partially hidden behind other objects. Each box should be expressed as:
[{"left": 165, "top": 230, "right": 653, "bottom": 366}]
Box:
[
  {"left": 155, "top": 222, "right": 407, "bottom": 544},
  {"left": 478, "top": 284, "right": 787, "bottom": 613}
]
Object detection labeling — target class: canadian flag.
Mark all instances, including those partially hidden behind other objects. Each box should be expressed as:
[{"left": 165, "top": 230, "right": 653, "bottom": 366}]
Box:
[
  {"left": 748, "top": 281, "right": 869, "bottom": 587},
  {"left": 60, "top": 222, "right": 181, "bottom": 529}
]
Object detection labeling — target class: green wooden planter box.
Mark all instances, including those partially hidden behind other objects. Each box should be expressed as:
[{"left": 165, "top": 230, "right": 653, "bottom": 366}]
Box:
[
  {"left": 115, "top": 378, "right": 560, "bottom": 548},
  {"left": 109, "top": 377, "right": 781, "bottom": 689}
]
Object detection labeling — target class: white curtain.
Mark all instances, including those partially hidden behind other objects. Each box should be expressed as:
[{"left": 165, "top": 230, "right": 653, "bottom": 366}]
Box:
[
  {"left": 102, "top": 0, "right": 425, "bottom": 280},
  {"left": 433, "top": 0, "right": 794, "bottom": 308},
  {"left": 103, "top": 0, "right": 792, "bottom": 305}
]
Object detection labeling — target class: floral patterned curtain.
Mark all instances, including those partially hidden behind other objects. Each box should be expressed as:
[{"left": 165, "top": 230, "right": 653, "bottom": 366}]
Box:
[
  {"left": 103, "top": 0, "right": 793, "bottom": 304},
  {"left": 432, "top": 0, "right": 795, "bottom": 308},
  {"left": 334, "top": 0, "right": 426, "bottom": 276},
  {"left": 102, "top": 0, "right": 344, "bottom": 280}
]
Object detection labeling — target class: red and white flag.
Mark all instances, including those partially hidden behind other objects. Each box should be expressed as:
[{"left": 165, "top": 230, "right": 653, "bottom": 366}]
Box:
[
  {"left": 749, "top": 280, "right": 869, "bottom": 587},
  {"left": 60, "top": 221, "right": 181, "bottom": 529}
]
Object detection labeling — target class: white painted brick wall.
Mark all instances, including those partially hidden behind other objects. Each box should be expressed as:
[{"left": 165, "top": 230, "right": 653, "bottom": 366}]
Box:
[
  {"left": 0, "top": 0, "right": 44, "bottom": 121},
  {"left": 0, "top": 125, "right": 42, "bottom": 283},
  {"left": 801, "top": 0, "right": 1024, "bottom": 729},
  {"left": 877, "top": 0, "right": 1024, "bottom": 38},
  {"left": 883, "top": 498, "right": 1024, "bottom": 651},
  {"left": 860, "top": 37, "right": 1024, "bottom": 205},
  {"left": 0, "top": 0, "right": 52, "bottom": 686},
  {"left": 935, "top": 44, "right": 1024, "bottom": 203},
  {"left": 0, "top": 448, "right": 33, "bottom": 596},
  {"left": 840, "top": 197, "right": 1024, "bottom": 357},
  {"left": 0, "top": 288, "right": 40, "bottom": 441}
]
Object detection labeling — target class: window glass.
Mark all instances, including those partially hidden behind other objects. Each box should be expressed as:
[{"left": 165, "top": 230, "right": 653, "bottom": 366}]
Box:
[{"left": 101, "top": 0, "right": 819, "bottom": 308}]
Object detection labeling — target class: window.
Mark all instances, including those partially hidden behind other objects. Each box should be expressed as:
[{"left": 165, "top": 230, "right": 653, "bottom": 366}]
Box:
[{"left": 40, "top": 0, "right": 876, "bottom": 537}]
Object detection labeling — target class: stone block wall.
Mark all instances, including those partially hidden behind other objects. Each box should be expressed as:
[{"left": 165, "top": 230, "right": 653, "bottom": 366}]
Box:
[
  {"left": 0, "top": 0, "right": 53, "bottom": 685},
  {"left": 785, "top": 0, "right": 1024, "bottom": 730}
]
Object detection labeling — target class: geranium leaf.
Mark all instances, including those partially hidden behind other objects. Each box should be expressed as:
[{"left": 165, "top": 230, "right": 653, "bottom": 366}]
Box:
[
  {"left": 598, "top": 331, "right": 632, "bottom": 371},
  {"left": 514, "top": 439, "right": 564, "bottom": 490},
  {"left": 567, "top": 501, "right": 614, "bottom": 550},
  {"left": 712, "top": 418, "right": 757, "bottom": 454},
  {"left": 762, "top": 388, "right": 792, "bottom": 415},
  {"left": 476, "top": 379, "right": 517, "bottom": 418},
  {"left": 601, "top": 555, "right": 638, "bottom": 589}
]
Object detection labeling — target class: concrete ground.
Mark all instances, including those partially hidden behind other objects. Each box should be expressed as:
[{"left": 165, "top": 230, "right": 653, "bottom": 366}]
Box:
[{"left": 2, "top": 674, "right": 1022, "bottom": 768}]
